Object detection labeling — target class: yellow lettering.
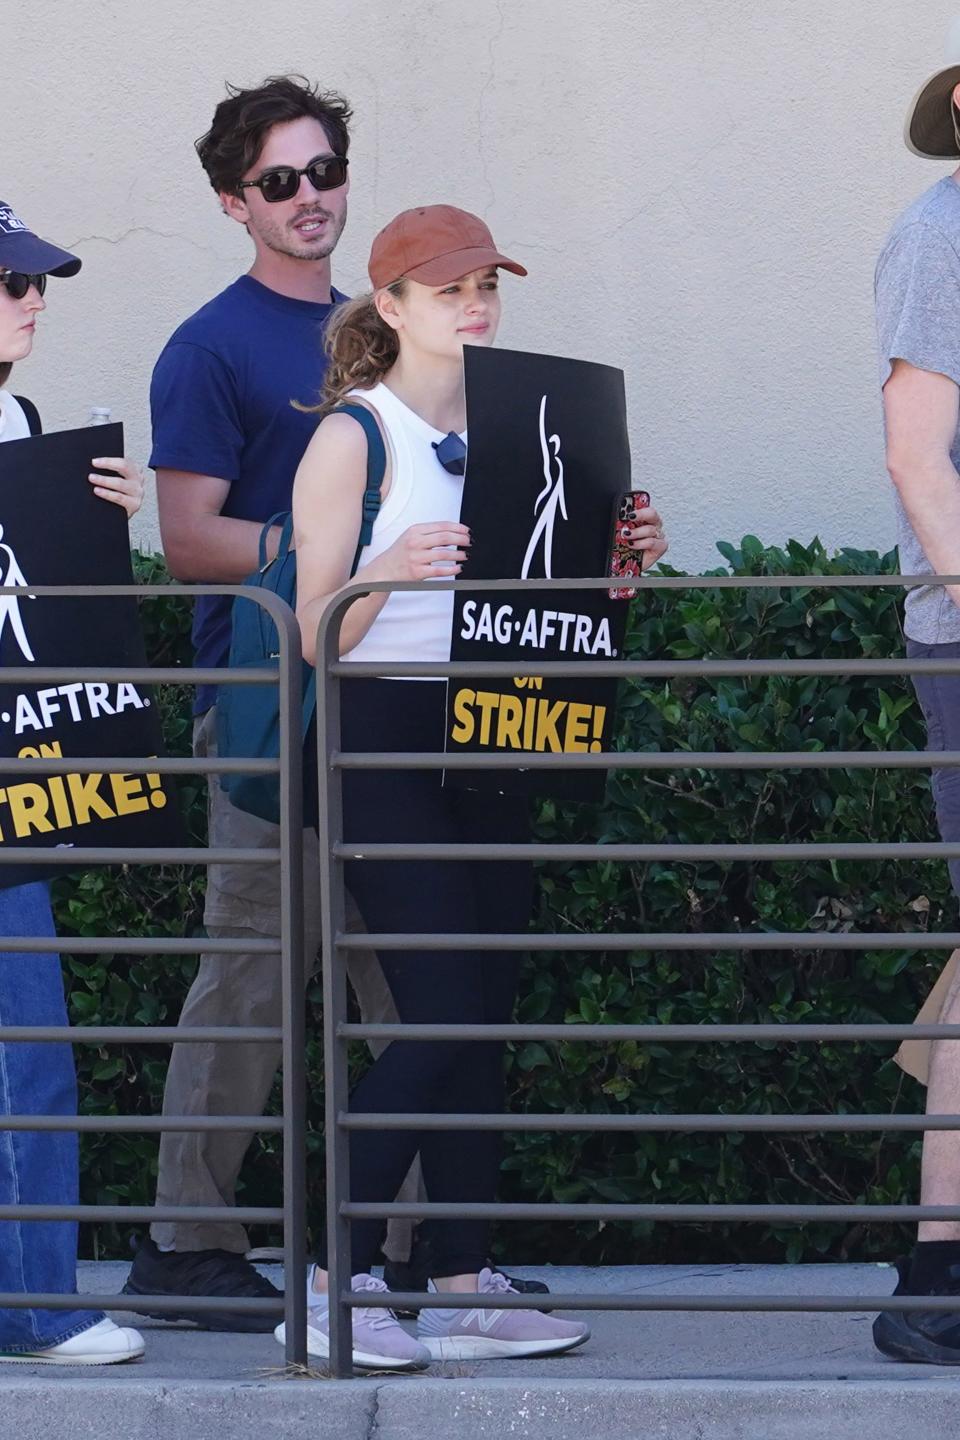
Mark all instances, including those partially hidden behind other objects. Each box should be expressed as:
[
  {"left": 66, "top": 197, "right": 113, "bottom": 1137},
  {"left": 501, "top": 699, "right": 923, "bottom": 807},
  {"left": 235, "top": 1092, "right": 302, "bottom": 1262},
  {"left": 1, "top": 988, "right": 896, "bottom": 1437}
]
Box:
[
  {"left": 474, "top": 690, "right": 499, "bottom": 746},
  {"left": 6, "top": 783, "right": 54, "bottom": 837},
  {"left": 450, "top": 688, "right": 476, "bottom": 744},
  {"left": 17, "top": 741, "right": 63, "bottom": 760},
  {"left": 522, "top": 694, "right": 537, "bottom": 749},
  {"left": 47, "top": 776, "right": 72, "bottom": 828},
  {"left": 563, "top": 703, "right": 594, "bottom": 752},
  {"left": 110, "top": 772, "right": 149, "bottom": 816},
  {"left": 495, "top": 695, "right": 524, "bottom": 749},
  {"left": 533, "top": 699, "right": 567, "bottom": 752},
  {"left": 66, "top": 772, "right": 115, "bottom": 824}
]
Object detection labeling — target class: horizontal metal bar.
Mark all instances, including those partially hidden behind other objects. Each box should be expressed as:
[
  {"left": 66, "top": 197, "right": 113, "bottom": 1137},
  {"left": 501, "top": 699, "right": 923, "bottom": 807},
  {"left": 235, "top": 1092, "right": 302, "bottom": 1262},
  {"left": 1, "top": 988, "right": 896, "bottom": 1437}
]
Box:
[
  {"left": 335, "top": 841, "right": 960, "bottom": 862},
  {"left": 0, "top": 1292, "right": 281, "bottom": 1314},
  {"left": 334, "top": 749, "right": 953, "bottom": 772},
  {"left": 332, "top": 658, "right": 960, "bottom": 679},
  {"left": 345, "top": 1291, "right": 960, "bottom": 1315},
  {"left": 0, "top": 1204, "right": 283, "bottom": 1223},
  {"left": 0, "top": 847, "right": 278, "bottom": 866},
  {"left": 340, "top": 1112, "right": 960, "bottom": 1133},
  {"left": 341, "top": 1022, "right": 960, "bottom": 1044},
  {"left": 337, "top": 930, "right": 960, "bottom": 952},
  {"left": 0, "top": 1115, "right": 283, "bottom": 1132},
  {"left": 331, "top": 573, "right": 960, "bottom": 597},
  {"left": 0, "top": 936, "right": 280, "bottom": 953},
  {"left": 0, "top": 667, "right": 276, "bottom": 684},
  {"left": 0, "top": 1027, "right": 282, "bottom": 1044},
  {"left": 0, "top": 756, "right": 278, "bottom": 775},
  {"left": 344, "top": 1201, "right": 960, "bottom": 1223}
]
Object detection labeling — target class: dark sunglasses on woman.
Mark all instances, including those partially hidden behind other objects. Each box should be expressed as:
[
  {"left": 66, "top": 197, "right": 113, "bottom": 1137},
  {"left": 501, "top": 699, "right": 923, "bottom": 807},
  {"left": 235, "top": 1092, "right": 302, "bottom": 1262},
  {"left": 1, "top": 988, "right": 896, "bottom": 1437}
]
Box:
[
  {"left": 0, "top": 271, "right": 47, "bottom": 300},
  {"left": 237, "top": 154, "right": 349, "bottom": 205}
]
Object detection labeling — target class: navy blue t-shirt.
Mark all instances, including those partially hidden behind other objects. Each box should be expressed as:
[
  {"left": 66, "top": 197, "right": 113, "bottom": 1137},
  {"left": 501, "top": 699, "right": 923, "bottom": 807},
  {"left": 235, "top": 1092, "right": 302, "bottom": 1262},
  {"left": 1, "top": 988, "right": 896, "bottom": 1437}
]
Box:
[{"left": 149, "top": 274, "right": 347, "bottom": 713}]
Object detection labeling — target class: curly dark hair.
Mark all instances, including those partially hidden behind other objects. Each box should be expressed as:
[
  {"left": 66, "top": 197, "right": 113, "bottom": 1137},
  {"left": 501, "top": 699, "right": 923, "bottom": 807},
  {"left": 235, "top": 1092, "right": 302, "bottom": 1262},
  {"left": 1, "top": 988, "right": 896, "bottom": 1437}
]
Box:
[
  {"left": 0, "top": 363, "right": 11, "bottom": 389},
  {"left": 195, "top": 75, "right": 352, "bottom": 195}
]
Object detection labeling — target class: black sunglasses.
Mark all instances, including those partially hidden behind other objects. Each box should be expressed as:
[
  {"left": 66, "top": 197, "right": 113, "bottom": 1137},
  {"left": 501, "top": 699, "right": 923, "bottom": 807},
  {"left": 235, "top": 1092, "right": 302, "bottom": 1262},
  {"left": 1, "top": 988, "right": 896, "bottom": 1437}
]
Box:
[
  {"left": 432, "top": 432, "right": 467, "bottom": 476},
  {"left": 237, "top": 154, "right": 349, "bottom": 205},
  {"left": 0, "top": 270, "right": 47, "bottom": 300}
]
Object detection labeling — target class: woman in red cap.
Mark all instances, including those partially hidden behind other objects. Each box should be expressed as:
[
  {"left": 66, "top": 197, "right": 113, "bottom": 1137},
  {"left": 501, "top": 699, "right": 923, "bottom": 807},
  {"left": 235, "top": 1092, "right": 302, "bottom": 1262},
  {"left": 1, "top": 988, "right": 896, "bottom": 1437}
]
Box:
[
  {"left": 291, "top": 205, "right": 667, "bottom": 1368},
  {"left": 0, "top": 203, "right": 145, "bottom": 1365}
]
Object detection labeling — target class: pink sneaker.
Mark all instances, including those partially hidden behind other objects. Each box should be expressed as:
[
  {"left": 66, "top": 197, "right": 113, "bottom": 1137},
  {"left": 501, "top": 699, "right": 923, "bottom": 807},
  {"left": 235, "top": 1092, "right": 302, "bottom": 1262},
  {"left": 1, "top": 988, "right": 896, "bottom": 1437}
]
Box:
[
  {"left": 417, "top": 1267, "right": 590, "bottom": 1360},
  {"left": 274, "top": 1269, "right": 429, "bottom": 1370}
]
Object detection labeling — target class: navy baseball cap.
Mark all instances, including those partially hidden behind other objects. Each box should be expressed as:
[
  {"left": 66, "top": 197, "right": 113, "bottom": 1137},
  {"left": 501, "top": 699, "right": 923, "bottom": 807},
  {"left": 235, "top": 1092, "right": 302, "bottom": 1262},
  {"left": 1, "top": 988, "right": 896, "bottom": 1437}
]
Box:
[{"left": 0, "top": 203, "right": 81, "bottom": 277}]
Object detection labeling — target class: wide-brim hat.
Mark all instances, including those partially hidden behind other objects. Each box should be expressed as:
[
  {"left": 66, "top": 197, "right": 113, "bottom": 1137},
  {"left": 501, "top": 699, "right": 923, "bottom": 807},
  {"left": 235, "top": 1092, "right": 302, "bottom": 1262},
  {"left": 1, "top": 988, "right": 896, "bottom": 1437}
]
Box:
[
  {"left": 906, "top": 17, "right": 960, "bottom": 158},
  {"left": 0, "top": 203, "right": 81, "bottom": 277}
]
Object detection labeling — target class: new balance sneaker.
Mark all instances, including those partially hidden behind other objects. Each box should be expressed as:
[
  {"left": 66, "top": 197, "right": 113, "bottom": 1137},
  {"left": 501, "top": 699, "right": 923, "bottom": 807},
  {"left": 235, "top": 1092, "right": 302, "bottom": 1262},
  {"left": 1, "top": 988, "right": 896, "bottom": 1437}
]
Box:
[
  {"left": 384, "top": 1239, "right": 551, "bottom": 1317},
  {"left": 873, "top": 1257, "right": 960, "bottom": 1364},
  {"left": 274, "top": 1269, "right": 430, "bottom": 1371},
  {"left": 0, "top": 1318, "right": 145, "bottom": 1366},
  {"left": 121, "top": 1236, "right": 281, "bottom": 1333},
  {"left": 417, "top": 1266, "right": 589, "bottom": 1361}
]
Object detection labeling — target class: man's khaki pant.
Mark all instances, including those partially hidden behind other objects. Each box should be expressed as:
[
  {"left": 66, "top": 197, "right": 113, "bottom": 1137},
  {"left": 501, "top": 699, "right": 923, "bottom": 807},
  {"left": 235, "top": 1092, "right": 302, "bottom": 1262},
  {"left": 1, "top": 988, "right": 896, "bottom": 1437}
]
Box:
[{"left": 151, "top": 708, "right": 421, "bottom": 1260}]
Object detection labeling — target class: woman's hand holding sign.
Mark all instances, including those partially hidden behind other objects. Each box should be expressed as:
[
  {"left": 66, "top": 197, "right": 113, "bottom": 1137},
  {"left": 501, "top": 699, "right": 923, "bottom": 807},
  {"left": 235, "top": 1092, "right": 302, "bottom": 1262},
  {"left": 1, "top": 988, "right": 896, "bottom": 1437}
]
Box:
[
  {"left": 88, "top": 457, "right": 145, "bottom": 519},
  {"left": 379, "top": 520, "right": 471, "bottom": 580},
  {"left": 623, "top": 503, "right": 668, "bottom": 571}
]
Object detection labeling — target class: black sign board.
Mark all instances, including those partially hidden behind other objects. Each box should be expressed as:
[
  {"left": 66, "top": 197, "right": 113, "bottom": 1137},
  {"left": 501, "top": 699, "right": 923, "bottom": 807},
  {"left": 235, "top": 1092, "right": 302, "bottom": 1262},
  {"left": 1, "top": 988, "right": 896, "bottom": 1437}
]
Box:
[
  {"left": 446, "top": 347, "right": 632, "bottom": 800},
  {"left": 0, "top": 424, "right": 182, "bottom": 885}
]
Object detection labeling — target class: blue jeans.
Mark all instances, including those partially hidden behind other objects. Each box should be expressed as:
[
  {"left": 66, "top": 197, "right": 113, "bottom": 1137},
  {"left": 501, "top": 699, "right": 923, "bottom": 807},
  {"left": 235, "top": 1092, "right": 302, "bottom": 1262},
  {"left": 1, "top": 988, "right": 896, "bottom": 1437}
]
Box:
[{"left": 0, "top": 881, "right": 103, "bottom": 1351}]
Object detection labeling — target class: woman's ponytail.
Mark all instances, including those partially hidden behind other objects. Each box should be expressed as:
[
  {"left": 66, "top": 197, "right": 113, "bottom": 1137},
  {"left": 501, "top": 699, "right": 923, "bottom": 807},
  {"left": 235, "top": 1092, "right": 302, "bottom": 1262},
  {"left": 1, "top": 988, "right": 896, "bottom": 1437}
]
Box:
[{"left": 312, "top": 283, "right": 406, "bottom": 414}]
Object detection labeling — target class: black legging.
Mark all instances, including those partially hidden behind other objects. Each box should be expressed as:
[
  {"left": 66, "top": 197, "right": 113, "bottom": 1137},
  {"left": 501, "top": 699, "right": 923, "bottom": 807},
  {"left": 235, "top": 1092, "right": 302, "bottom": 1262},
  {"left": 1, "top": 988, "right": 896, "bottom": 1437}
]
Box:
[{"left": 313, "top": 678, "right": 532, "bottom": 1276}]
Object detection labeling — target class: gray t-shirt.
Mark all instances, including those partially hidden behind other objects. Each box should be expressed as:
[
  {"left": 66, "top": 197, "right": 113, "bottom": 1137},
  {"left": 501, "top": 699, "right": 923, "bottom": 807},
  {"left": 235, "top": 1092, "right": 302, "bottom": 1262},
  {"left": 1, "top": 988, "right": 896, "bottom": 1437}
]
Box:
[{"left": 876, "top": 175, "right": 960, "bottom": 643}]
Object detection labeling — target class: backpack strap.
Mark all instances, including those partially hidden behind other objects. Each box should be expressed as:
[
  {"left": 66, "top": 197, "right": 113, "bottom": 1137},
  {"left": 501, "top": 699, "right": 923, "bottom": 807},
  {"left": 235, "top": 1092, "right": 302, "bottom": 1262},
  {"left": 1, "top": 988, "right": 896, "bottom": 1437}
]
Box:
[
  {"left": 330, "top": 402, "right": 387, "bottom": 577},
  {"left": 258, "top": 510, "right": 293, "bottom": 572},
  {"left": 12, "top": 395, "right": 41, "bottom": 436}
]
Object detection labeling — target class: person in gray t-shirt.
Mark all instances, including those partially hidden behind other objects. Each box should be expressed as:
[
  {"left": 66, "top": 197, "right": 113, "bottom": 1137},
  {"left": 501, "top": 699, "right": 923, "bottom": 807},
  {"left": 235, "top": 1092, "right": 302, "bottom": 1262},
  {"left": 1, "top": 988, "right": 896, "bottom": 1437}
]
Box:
[{"left": 873, "top": 18, "right": 960, "bottom": 1366}]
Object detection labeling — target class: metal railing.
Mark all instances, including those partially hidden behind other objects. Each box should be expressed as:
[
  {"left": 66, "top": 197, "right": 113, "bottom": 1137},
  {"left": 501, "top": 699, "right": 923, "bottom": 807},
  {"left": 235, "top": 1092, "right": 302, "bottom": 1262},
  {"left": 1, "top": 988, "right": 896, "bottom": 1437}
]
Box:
[
  {"left": 315, "top": 572, "right": 960, "bottom": 1379},
  {"left": 5, "top": 572, "right": 960, "bottom": 1381},
  {"left": 0, "top": 584, "right": 309, "bottom": 1361}
]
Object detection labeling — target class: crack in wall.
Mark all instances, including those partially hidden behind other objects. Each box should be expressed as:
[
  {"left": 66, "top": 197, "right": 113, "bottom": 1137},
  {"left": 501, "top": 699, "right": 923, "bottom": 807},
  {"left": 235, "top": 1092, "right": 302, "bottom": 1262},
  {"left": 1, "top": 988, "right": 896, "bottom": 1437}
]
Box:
[
  {"left": 476, "top": 0, "right": 507, "bottom": 214},
  {"left": 62, "top": 224, "right": 228, "bottom": 262}
]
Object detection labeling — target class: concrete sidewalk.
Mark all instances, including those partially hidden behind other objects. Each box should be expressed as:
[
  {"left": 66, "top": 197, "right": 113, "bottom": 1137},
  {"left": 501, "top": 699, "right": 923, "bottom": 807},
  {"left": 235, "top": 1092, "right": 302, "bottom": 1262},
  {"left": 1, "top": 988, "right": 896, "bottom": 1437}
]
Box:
[{"left": 1, "top": 1261, "right": 958, "bottom": 1438}]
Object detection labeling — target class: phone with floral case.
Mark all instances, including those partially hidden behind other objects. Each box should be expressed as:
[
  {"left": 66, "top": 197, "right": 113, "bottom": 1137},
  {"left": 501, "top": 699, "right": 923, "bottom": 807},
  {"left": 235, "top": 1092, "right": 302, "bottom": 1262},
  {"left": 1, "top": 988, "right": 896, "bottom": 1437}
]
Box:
[{"left": 608, "top": 489, "right": 650, "bottom": 600}]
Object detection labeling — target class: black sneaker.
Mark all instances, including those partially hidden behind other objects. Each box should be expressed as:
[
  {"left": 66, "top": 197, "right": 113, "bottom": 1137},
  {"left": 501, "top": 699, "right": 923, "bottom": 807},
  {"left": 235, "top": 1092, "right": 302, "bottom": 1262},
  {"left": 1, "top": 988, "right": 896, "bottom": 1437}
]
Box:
[
  {"left": 383, "top": 1248, "right": 550, "bottom": 1317},
  {"left": 873, "top": 1257, "right": 960, "bottom": 1364},
  {"left": 121, "top": 1236, "right": 282, "bottom": 1333}
]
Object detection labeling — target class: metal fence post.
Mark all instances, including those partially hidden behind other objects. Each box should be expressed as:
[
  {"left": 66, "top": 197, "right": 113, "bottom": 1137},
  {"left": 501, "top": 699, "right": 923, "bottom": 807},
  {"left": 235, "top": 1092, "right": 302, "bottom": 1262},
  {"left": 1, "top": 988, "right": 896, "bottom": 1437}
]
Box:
[
  {"left": 316, "top": 598, "right": 354, "bottom": 1378},
  {"left": 278, "top": 605, "right": 307, "bottom": 1367}
]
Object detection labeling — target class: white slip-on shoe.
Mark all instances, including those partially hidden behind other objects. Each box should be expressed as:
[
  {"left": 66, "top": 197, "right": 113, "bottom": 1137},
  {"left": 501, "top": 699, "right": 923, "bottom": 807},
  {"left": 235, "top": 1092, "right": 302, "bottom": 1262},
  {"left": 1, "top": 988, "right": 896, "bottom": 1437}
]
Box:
[
  {"left": 274, "top": 1268, "right": 430, "bottom": 1371},
  {"left": 417, "top": 1267, "right": 590, "bottom": 1361},
  {"left": 0, "top": 1317, "right": 145, "bottom": 1365}
]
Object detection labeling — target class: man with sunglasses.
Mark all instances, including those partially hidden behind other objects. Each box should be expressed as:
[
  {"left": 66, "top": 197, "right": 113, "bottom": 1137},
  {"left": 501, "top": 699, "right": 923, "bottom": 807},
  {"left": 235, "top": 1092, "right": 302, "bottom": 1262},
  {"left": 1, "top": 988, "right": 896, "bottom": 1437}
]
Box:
[{"left": 122, "top": 75, "right": 410, "bottom": 1330}]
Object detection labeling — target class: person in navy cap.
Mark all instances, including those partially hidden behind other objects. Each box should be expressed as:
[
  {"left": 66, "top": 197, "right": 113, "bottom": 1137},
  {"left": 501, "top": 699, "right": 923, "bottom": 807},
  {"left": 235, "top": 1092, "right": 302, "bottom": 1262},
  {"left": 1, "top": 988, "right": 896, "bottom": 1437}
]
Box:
[{"left": 0, "top": 202, "right": 145, "bottom": 1364}]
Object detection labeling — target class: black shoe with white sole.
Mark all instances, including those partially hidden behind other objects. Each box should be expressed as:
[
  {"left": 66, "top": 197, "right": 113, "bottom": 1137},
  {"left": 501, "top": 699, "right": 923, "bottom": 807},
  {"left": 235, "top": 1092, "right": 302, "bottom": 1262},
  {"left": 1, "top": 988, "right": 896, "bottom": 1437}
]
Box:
[{"left": 121, "top": 1236, "right": 281, "bottom": 1333}]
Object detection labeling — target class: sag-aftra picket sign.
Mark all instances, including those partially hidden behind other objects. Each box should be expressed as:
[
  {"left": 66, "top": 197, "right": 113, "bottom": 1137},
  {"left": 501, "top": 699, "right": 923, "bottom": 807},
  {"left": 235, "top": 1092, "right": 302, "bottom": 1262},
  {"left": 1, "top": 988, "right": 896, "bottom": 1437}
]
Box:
[
  {"left": 0, "top": 424, "right": 181, "bottom": 884},
  {"left": 446, "top": 347, "right": 633, "bottom": 801}
]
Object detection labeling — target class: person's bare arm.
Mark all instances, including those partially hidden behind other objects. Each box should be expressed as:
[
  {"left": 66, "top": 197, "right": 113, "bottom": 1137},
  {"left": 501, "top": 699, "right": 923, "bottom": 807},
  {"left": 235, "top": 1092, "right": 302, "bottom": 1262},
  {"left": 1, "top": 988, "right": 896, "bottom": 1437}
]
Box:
[
  {"left": 884, "top": 359, "right": 960, "bottom": 610},
  {"left": 294, "top": 414, "right": 469, "bottom": 664},
  {"left": 156, "top": 469, "right": 281, "bottom": 582}
]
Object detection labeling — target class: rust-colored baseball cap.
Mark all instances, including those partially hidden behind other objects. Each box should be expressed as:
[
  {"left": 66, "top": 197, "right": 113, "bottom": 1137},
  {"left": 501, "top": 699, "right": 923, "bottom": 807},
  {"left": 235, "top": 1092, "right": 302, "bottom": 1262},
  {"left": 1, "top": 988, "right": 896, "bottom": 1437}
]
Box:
[{"left": 368, "top": 204, "right": 527, "bottom": 289}]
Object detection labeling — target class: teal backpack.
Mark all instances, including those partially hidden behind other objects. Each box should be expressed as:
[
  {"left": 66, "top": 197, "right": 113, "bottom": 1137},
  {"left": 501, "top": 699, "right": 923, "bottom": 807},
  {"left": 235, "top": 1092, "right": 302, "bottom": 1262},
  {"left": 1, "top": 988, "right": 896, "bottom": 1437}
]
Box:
[{"left": 216, "top": 402, "right": 387, "bottom": 823}]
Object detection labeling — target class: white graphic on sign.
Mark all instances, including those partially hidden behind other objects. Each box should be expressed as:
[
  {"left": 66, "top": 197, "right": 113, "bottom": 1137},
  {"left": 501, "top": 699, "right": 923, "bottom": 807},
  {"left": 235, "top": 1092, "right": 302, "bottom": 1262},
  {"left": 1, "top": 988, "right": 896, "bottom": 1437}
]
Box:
[
  {"left": 520, "top": 394, "right": 567, "bottom": 580},
  {"left": 0, "top": 525, "right": 35, "bottom": 661}
]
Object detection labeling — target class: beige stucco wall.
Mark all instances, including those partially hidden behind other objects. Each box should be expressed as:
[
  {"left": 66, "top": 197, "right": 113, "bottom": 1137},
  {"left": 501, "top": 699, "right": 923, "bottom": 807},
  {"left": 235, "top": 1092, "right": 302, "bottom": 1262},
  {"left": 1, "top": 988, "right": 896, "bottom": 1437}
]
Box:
[{"left": 4, "top": 0, "right": 958, "bottom": 571}]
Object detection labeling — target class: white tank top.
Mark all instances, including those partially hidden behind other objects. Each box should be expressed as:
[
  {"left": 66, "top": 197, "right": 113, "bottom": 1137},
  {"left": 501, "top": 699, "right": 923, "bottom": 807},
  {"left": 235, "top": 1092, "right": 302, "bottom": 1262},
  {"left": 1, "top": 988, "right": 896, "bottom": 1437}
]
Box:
[
  {"left": 0, "top": 390, "right": 31, "bottom": 444},
  {"left": 342, "top": 381, "right": 466, "bottom": 674}
]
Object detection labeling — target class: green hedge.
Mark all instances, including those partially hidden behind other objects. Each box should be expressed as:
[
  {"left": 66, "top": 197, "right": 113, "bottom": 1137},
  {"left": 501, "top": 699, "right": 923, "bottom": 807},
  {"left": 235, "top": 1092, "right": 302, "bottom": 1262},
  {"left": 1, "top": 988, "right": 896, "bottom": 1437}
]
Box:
[{"left": 60, "top": 540, "right": 946, "bottom": 1265}]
